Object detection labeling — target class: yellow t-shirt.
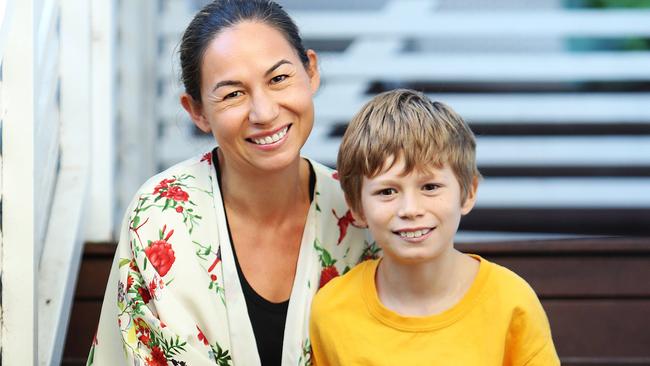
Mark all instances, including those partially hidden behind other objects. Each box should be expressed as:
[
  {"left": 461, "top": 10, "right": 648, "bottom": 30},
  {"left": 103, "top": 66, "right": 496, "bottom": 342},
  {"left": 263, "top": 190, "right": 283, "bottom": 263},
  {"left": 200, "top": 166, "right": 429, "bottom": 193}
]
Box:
[{"left": 310, "top": 255, "right": 560, "bottom": 366}]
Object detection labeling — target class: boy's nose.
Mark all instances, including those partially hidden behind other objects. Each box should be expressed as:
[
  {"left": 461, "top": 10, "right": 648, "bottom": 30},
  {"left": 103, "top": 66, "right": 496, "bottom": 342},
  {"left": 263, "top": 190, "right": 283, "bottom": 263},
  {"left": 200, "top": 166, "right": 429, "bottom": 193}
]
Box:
[
  {"left": 249, "top": 89, "right": 279, "bottom": 125},
  {"left": 397, "top": 193, "right": 424, "bottom": 219}
]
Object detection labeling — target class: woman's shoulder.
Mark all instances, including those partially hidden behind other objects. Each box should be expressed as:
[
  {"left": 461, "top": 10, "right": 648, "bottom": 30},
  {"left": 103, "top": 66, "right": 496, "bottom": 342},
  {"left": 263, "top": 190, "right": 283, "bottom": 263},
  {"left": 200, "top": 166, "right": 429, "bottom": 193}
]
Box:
[
  {"left": 124, "top": 151, "right": 216, "bottom": 216},
  {"left": 136, "top": 152, "right": 215, "bottom": 195}
]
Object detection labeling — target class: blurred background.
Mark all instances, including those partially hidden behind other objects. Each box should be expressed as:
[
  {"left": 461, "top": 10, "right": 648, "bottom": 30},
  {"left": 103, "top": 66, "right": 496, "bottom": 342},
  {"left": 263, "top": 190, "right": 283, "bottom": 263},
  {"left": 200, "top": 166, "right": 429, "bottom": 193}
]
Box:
[{"left": 0, "top": 0, "right": 649, "bottom": 365}]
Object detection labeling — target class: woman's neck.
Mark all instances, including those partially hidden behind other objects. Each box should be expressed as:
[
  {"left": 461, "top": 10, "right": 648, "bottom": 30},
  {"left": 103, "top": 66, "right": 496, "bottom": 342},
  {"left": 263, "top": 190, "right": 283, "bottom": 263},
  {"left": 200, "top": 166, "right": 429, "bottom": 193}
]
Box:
[
  {"left": 375, "top": 249, "right": 478, "bottom": 317},
  {"left": 217, "top": 150, "right": 311, "bottom": 223}
]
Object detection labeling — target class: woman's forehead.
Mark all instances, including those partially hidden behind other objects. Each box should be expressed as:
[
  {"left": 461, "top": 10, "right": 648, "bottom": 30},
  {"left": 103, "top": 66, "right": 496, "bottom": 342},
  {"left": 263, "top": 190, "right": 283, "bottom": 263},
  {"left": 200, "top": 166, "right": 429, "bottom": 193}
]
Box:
[{"left": 205, "top": 21, "right": 298, "bottom": 65}]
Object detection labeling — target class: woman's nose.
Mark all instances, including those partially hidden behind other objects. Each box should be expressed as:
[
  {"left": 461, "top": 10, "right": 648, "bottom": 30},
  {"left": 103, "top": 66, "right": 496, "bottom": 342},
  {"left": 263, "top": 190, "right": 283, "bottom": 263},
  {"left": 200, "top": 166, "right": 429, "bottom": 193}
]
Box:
[{"left": 248, "top": 89, "right": 279, "bottom": 125}]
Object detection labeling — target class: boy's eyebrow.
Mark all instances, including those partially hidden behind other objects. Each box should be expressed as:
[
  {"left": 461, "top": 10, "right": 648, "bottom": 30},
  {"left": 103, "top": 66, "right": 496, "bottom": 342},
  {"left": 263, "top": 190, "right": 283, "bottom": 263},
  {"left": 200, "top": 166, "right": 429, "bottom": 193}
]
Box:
[{"left": 210, "top": 59, "right": 292, "bottom": 93}]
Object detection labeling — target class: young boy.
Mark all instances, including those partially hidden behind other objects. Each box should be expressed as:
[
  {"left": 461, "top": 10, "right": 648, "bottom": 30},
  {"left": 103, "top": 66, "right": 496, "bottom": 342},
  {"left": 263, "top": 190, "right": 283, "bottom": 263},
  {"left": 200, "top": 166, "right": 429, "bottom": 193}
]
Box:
[{"left": 309, "top": 89, "right": 559, "bottom": 365}]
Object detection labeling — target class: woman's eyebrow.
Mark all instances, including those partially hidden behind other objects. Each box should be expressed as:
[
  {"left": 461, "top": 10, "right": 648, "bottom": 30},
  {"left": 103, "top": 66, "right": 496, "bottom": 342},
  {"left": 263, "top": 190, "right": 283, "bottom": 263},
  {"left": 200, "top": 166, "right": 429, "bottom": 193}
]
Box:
[
  {"left": 210, "top": 60, "right": 293, "bottom": 93},
  {"left": 265, "top": 59, "right": 292, "bottom": 76},
  {"left": 212, "top": 80, "right": 243, "bottom": 93}
]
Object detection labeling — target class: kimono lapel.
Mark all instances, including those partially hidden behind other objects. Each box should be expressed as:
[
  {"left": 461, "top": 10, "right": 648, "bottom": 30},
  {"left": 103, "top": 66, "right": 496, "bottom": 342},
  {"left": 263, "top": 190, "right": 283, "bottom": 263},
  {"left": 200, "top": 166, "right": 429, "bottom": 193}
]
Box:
[
  {"left": 281, "top": 190, "right": 319, "bottom": 365},
  {"left": 210, "top": 171, "right": 261, "bottom": 365}
]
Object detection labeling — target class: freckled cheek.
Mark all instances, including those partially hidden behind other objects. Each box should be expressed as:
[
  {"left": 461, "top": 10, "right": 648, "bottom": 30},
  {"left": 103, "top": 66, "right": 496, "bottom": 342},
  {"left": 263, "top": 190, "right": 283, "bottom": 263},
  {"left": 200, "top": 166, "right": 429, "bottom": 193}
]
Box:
[
  {"left": 209, "top": 110, "right": 249, "bottom": 141},
  {"left": 281, "top": 86, "right": 315, "bottom": 116}
]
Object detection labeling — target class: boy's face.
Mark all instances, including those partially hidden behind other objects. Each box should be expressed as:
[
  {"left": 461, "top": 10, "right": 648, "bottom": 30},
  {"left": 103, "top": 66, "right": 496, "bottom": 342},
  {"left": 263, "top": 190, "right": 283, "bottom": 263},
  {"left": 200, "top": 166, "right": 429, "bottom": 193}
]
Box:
[{"left": 353, "top": 156, "right": 477, "bottom": 264}]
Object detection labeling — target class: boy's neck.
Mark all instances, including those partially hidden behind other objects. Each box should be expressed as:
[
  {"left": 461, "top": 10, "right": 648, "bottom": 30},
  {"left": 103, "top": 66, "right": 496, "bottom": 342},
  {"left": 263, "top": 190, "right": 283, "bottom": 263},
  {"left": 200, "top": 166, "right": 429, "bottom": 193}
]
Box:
[{"left": 375, "top": 249, "right": 479, "bottom": 317}]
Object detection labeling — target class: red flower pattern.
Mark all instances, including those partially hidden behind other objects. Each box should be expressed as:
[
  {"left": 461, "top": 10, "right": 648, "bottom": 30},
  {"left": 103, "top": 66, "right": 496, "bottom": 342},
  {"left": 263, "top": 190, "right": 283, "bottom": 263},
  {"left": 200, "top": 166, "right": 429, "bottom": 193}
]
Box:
[
  {"left": 332, "top": 209, "right": 363, "bottom": 245},
  {"left": 138, "top": 286, "right": 151, "bottom": 304},
  {"left": 175, "top": 206, "right": 184, "bottom": 213},
  {"left": 201, "top": 152, "right": 212, "bottom": 165},
  {"left": 153, "top": 178, "right": 176, "bottom": 195},
  {"left": 319, "top": 266, "right": 339, "bottom": 289},
  {"left": 145, "top": 227, "right": 176, "bottom": 277},
  {"left": 165, "top": 186, "right": 189, "bottom": 202},
  {"left": 126, "top": 275, "right": 134, "bottom": 292},
  {"left": 146, "top": 346, "right": 167, "bottom": 366},
  {"left": 197, "top": 325, "right": 209, "bottom": 345},
  {"left": 148, "top": 279, "right": 158, "bottom": 299}
]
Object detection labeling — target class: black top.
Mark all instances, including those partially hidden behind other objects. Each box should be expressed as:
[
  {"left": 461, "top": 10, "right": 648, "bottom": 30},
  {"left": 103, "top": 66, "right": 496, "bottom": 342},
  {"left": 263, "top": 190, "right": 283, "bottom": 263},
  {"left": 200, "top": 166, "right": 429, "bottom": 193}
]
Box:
[{"left": 212, "top": 148, "right": 316, "bottom": 366}]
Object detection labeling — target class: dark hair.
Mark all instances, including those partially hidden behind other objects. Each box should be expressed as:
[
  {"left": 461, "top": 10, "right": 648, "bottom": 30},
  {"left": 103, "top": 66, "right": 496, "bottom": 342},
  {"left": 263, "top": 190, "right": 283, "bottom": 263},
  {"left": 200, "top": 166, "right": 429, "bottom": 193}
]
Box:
[{"left": 179, "top": 0, "right": 309, "bottom": 102}]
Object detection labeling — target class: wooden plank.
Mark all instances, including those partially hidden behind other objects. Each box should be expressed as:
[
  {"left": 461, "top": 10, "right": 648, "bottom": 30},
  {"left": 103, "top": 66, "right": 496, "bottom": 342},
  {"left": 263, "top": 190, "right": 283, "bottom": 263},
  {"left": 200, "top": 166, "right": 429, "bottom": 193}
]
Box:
[
  {"left": 291, "top": 10, "right": 650, "bottom": 38},
  {"left": 0, "top": 0, "right": 16, "bottom": 58},
  {"left": 457, "top": 237, "right": 650, "bottom": 254},
  {"left": 313, "top": 93, "right": 650, "bottom": 124},
  {"left": 475, "top": 177, "right": 650, "bottom": 207},
  {"left": 159, "top": 10, "right": 650, "bottom": 38},
  {"left": 62, "top": 301, "right": 102, "bottom": 362},
  {"left": 75, "top": 254, "right": 115, "bottom": 299},
  {"left": 117, "top": 0, "right": 157, "bottom": 222},
  {"left": 486, "top": 256, "right": 650, "bottom": 298},
  {"left": 86, "top": 0, "right": 116, "bottom": 242},
  {"left": 302, "top": 135, "right": 650, "bottom": 168},
  {"left": 542, "top": 300, "right": 650, "bottom": 358},
  {"left": 317, "top": 52, "right": 650, "bottom": 82},
  {"left": 35, "top": 0, "right": 58, "bottom": 72},
  {"left": 461, "top": 208, "right": 650, "bottom": 235},
  {"left": 38, "top": 0, "right": 93, "bottom": 363},
  {"left": 1, "top": 0, "right": 37, "bottom": 363}
]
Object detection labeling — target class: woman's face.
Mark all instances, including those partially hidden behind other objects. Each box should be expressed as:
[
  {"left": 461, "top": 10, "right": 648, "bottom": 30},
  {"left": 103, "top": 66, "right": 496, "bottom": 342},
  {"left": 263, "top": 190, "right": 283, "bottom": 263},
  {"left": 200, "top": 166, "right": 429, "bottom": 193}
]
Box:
[{"left": 184, "top": 21, "right": 320, "bottom": 174}]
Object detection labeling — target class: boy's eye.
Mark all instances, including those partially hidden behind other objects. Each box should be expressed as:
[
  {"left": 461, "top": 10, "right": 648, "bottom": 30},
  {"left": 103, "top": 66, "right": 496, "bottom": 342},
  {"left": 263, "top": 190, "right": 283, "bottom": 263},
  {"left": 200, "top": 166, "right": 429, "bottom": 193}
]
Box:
[
  {"left": 376, "top": 188, "right": 397, "bottom": 196},
  {"left": 422, "top": 183, "right": 440, "bottom": 192},
  {"left": 270, "top": 74, "right": 288, "bottom": 84},
  {"left": 222, "top": 90, "right": 243, "bottom": 100}
]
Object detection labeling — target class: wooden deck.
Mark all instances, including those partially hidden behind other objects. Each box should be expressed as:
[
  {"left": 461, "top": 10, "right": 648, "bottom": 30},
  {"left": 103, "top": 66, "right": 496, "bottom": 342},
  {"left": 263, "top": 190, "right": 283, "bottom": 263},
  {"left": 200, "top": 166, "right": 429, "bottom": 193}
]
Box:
[{"left": 63, "top": 237, "right": 650, "bottom": 365}]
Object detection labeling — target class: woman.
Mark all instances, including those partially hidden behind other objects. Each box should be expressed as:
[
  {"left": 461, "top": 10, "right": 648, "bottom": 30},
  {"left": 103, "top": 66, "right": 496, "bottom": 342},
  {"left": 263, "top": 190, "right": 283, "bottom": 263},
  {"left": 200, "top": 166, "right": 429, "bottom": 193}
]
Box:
[{"left": 88, "top": 1, "right": 375, "bottom": 365}]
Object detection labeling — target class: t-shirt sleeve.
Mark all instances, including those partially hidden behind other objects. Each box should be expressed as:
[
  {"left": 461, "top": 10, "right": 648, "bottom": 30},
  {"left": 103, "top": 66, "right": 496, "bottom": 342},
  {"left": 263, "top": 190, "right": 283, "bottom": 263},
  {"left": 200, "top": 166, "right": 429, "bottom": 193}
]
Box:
[
  {"left": 506, "top": 282, "right": 561, "bottom": 366},
  {"left": 309, "top": 292, "right": 328, "bottom": 366}
]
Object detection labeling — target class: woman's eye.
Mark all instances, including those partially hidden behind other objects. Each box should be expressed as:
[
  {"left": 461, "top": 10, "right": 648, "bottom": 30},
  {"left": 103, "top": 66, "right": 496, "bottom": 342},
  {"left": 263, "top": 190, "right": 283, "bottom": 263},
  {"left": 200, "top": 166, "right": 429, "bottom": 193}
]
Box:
[
  {"left": 377, "top": 188, "right": 397, "bottom": 196},
  {"left": 270, "top": 74, "right": 288, "bottom": 84},
  {"left": 223, "top": 91, "right": 243, "bottom": 100},
  {"left": 422, "top": 183, "right": 440, "bottom": 192}
]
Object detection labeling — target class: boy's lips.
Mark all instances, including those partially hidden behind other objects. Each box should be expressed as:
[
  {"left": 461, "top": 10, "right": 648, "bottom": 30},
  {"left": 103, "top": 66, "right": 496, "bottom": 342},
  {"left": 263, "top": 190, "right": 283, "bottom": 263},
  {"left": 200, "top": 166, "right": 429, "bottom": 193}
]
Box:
[{"left": 393, "top": 227, "right": 435, "bottom": 240}]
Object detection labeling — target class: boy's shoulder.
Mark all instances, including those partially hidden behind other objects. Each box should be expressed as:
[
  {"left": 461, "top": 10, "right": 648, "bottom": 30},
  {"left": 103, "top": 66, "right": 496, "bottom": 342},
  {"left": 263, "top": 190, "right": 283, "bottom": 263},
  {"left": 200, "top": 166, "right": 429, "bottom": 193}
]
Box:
[
  {"left": 312, "top": 259, "right": 376, "bottom": 313},
  {"left": 476, "top": 256, "right": 543, "bottom": 308}
]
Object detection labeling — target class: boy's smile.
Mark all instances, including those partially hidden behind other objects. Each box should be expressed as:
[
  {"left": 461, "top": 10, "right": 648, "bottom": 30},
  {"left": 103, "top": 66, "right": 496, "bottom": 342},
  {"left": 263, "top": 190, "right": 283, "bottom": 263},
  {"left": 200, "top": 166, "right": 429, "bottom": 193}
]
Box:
[{"left": 354, "top": 156, "right": 477, "bottom": 264}]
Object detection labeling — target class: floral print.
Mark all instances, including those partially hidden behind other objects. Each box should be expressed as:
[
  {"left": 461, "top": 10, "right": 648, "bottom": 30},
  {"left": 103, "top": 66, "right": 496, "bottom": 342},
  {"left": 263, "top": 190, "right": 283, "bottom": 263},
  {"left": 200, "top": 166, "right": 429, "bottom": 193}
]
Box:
[{"left": 89, "top": 154, "right": 374, "bottom": 365}]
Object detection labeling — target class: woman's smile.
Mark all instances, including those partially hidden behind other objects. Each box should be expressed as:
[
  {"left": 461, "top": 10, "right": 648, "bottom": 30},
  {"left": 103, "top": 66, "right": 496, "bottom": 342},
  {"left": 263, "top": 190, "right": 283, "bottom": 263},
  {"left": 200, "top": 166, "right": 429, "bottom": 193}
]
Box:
[{"left": 246, "top": 124, "right": 291, "bottom": 150}]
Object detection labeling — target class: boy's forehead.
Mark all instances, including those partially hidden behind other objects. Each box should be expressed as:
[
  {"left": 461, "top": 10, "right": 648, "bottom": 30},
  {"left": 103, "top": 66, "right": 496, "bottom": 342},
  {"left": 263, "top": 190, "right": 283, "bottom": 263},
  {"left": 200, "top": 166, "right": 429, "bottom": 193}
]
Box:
[{"left": 370, "top": 154, "right": 448, "bottom": 178}]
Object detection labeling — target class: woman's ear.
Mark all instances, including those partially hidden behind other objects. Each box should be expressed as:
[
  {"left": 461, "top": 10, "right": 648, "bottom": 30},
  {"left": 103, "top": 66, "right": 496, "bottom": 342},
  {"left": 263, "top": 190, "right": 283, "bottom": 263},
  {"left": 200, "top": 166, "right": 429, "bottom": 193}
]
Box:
[
  {"left": 180, "top": 93, "right": 211, "bottom": 133},
  {"left": 461, "top": 176, "right": 480, "bottom": 215},
  {"left": 306, "top": 49, "right": 321, "bottom": 94}
]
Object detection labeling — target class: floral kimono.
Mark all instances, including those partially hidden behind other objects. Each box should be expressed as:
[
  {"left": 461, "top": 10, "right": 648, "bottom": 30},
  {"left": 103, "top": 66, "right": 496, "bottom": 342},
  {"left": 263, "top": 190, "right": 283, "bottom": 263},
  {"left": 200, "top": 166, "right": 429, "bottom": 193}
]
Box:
[{"left": 88, "top": 151, "right": 379, "bottom": 366}]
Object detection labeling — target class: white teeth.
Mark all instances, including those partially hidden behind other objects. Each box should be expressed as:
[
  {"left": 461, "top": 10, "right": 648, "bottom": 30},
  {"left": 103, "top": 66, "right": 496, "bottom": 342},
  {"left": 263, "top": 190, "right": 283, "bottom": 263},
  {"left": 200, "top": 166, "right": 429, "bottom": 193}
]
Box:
[
  {"left": 398, "top": 229, "right": 430, "bottom": 239},
  {"left": 251, "top": 126, "right": 288, "bottom": 145}
]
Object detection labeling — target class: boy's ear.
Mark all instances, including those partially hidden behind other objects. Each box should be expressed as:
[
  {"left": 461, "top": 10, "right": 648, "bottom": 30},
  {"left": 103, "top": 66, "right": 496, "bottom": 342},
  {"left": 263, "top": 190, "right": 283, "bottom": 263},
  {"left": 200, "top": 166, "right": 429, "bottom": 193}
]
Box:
[
  {"left": 346, "top": 198, "right": 368, "bottom": 228},
  {"left": 461, "top": 176, "right": 479, "bottom": 216},
  {"left": 180, "top": 93, "right": 211, "bottom": 133},
  {"left": 350, "top": 209, "right": 368, "bottom": 228}
]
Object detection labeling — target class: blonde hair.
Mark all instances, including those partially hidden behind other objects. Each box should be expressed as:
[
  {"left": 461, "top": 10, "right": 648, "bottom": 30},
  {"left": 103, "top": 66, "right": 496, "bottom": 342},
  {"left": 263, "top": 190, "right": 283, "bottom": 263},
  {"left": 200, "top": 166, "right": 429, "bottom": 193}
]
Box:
[{"left": 337, "top": 89, "right": 480, "bottom": 214}]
